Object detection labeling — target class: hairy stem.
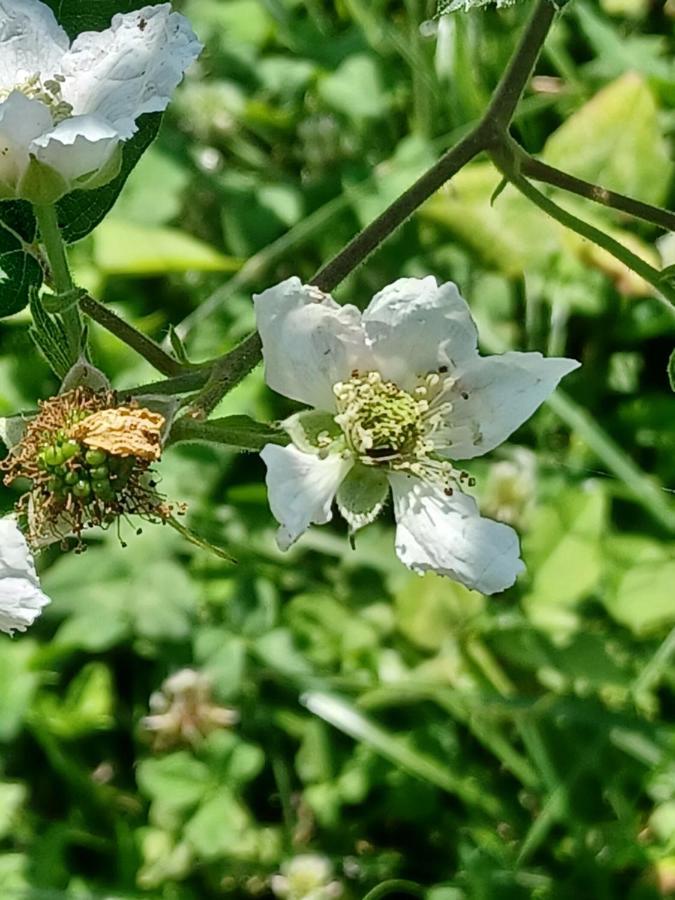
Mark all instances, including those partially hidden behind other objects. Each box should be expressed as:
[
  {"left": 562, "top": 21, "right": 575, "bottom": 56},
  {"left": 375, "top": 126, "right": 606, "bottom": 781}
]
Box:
[
  {"left": 33, "top": 203, "right": 81, "bottom": 361},
  {"left": 482, "top": 0, "right": 558, "bottom": 133},
  {"left": 519, "top": 153, "right": 675, "bottom": 233},
  {"left": 312, "top": 127, "right": 485, "bottom": 292},
  {"left": 169, "top": 414, "right": 287, "bottom": 451},
  {"left": 79, "top": 294, "right": 184, "bottom": 377},
  {"left": 187, "top": 332, "right": 263, "bottom": 420}
]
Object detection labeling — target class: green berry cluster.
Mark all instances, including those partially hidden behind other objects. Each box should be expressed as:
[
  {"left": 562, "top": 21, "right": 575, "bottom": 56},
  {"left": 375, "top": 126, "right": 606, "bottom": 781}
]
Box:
[{"left": 38, "top": 436, "right": 133, "bottom": 505}]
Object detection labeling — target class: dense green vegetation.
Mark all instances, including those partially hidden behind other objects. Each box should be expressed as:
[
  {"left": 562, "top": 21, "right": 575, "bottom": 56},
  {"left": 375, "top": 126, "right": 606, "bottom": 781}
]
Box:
[{"left": 1, "top": 0, "right": 675, "bottom": 897}]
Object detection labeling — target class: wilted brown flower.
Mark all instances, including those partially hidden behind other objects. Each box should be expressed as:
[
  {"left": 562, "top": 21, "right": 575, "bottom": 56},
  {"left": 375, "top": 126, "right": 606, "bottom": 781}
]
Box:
[{"left": 1, "top": 387, "right": 175, "bottom": 549}]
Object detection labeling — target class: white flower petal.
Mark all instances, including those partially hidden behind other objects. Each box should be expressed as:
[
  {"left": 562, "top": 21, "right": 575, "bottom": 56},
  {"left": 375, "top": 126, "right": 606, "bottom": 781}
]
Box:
[
  {"left": 261, "top": 443, "right": 352, "bottom": 551},
  {"left": 0, "top": 0, "right": 69, "bottom": 91},
  {"left": 0, "top": 91, "right": 53, "bottom": 188},
  {"left": 59, "top": 4, "right": 203, "bottom": 139},
  {"left": 437, "top": 352, "right": 580, "bottom": 460},
  {"left": 362, "top": 277, "right": 478, "bottom": 390},
  {"left": 254, "top": 277, "right": 371, "bottom": 411},
  {"left": 0, "top": 517, "right": 50, "bottom": 635},
  {"left": 390, "top": 474, "right": 524, "bottom": 595},
  {"left": 32, "top": 114, "right": 119, "bottom": 183}
]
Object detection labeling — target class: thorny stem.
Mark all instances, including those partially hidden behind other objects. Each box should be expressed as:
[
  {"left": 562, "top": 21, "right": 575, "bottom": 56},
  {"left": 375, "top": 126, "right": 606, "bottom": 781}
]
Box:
[
  {"left": 168, "top": 414, "right": 287, "bottom": 451},
  {"left": 79, "top": 294, "right": 185, "bottom": 377},
  {"left": 33, "top": 203, "right": 81, "bottom": 362}
]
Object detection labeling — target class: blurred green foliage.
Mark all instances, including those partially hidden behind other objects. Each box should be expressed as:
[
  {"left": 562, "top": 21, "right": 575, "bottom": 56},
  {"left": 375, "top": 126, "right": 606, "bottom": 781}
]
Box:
[{"left": 1, "top": 0, "right": 675, "bottom": 898}]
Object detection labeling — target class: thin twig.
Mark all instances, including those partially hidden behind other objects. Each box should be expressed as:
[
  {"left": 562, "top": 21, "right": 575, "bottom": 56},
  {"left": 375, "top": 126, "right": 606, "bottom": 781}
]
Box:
[
  {"left": 481, "top": 0, "right": 558, "bottom": 133},
  {"left": 520, "top": 153, "right": 675, "bottom": 233},
  {"left": 79, "top": 294, "right": 184, "bottom": 377},
  {"left": 493, "top": 160, "right": 675, "bottom": 314},
  {"left": 312, "top": 127, "right": 485, "bottom": 292},
  {"left": 186, "top": 332, "right": 263, "bottom": 420}
]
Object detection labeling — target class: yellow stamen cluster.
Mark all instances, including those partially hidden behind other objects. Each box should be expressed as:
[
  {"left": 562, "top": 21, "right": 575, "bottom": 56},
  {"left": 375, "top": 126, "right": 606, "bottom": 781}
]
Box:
[
  {"left": 0, "top": 73, "right": 73, "bottom": 122},
  {"left": 333, "top": 371, "right": 427, "bottom": 460},
  {"left": 331, "top": 368, "right": 474, "bottom": 496}
]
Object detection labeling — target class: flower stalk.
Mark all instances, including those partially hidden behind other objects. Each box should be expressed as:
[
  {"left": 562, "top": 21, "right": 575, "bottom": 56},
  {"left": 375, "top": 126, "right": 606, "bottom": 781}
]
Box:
[{"left": 33, "top": 202, "right": 82, "bottom": 360}]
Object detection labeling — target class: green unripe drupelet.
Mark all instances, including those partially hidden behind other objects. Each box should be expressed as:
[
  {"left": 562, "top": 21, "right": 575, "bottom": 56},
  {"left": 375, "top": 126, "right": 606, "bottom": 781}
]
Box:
[
  {"left": 61, "top": 440, "right": 80, "bottom": 460},
  {"left": 43, "top": 446, "right": 64, "bottom": 467},
  {"left": 92, "top": 479, "right": 114, "bottom": 500},
  {"left": 72, "top": 480, "right": 91, "bottom": 500},
  {"left": 85, "top": 449, "right": 108, "bottom": 467}
]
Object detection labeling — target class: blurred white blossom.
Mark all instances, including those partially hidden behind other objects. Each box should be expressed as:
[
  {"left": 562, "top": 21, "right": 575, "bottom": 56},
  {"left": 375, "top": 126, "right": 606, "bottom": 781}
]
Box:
[
  {"left": 271, "top": 855, "right": 343, "bottom": 900},
  {"left": 0, "top": 516, "right": 50, "bottom": 635},
  {"left": 0, "top": 0, "right": 202, "bottom": 202},
  {"left": 255, "top": 277, "right": 578, "bottom": 595},
  {"left": 482, "top": 447, "right": 538, "bottom": 528},
  {"left": 142, "top": 668, "right": 239, "bottom": 751}
]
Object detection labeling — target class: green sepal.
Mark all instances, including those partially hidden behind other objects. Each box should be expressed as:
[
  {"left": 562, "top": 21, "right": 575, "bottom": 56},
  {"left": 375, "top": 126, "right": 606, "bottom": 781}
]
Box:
[
  {"left": 0, "top": 415, "right": 31, "bottom": 452},
  {"left": 73, "top": 145, "right": 123, "bottom": 192},
  {"left": 18, "top": 156, "right": 69, "bottom": 205},
  {"left": 283, "top": 410, "right": 343, "bottom": 455},
  {"left": 59, "top": 358, "right": 112, "bottom": 394},
  {"left": 336, "top": 463, "right": 389, "bottom": 533},
  {"left": 29, "top": 289, "right": 72, "bottom": 379}
]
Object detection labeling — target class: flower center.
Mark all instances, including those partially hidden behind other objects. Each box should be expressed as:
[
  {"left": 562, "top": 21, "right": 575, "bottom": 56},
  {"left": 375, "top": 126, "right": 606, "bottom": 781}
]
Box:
[
  {"left": 0, "top": 74, "right": 73, "bottom": 123},
  {"left": 331, "top": 368, "right": 474, "bottom": 496},
  {"left": 333, "top": 371, "right": 427, "bottom": 460}
]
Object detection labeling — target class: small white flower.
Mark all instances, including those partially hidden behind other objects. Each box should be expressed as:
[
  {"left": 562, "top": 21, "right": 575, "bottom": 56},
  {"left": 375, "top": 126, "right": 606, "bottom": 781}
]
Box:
[
  {"left": 271, "top": 855, "right": 342, "bottom": 900},
  {"left": 0, "top": 0, "right": 202, "bottom": 202},
  {"left": 255, "top": 277, "right": 580, "bottom": 595},
  {"left": 0, "top": 516, "right": 50, "bottom": 635}
]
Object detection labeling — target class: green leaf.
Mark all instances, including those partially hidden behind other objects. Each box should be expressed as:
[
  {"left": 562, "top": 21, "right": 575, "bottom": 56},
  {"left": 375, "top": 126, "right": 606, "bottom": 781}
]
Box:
[
  {"left": 437, "top": 0, "right": 524, "bottom": 10},
  {"left": 0, "top": 224, "right": 43, "bottom": 319},
  {"left": 394, "top": 572, "right": 485, "bottom": 652},
  {"left": 35, "top": 663, "right": 115, "bottom": 739},
  {"left": 522, "top": 487, "right": 608, "bottom": 638},
  {"left": 319, "top": 55, "right": 391, "bottom": 121},
  {"left": 58, "top": 114, "right": 163, "bottom": 244},
  {"left": 543, "top": 73, "right": 672, "bottom": 207},
  {"left": 137, "top": 753, "right": 211, "bottom": 815},
  {"left": 668, "top": 348, "right": 675, "bottom": 392},
  {"left": 92, "top": 219, "right": 241, "bottom": 275},
  {"left": 0, "top": 642, "right": 41, "bottom": 743},
  {"left": 605, "top": 558, "right": 675, "bottom": 635},
  {"left": 184, "top": 788, "right": 256, "bottom": 860},
  {"left": 0, "top": 784, "right": 27, "bottom": 842},
  {"left": 43, "top": 531, "right": 198, "bottom": 651}
]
